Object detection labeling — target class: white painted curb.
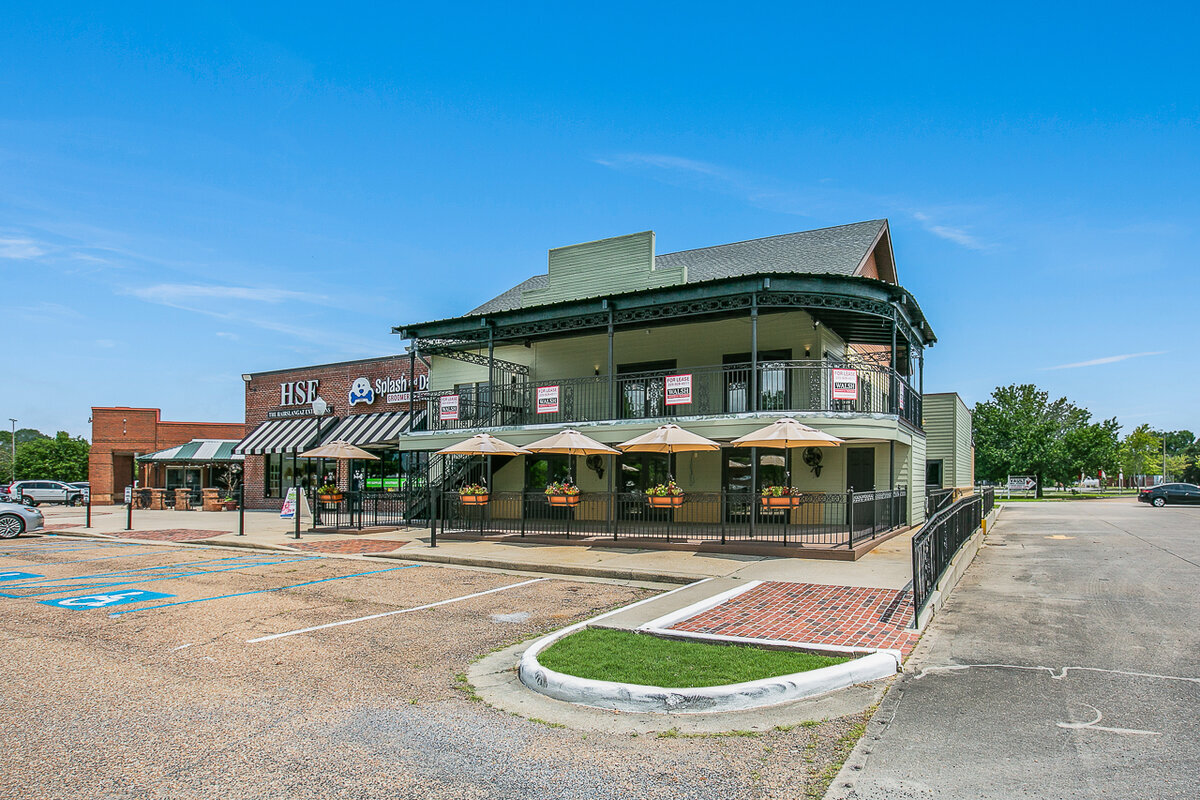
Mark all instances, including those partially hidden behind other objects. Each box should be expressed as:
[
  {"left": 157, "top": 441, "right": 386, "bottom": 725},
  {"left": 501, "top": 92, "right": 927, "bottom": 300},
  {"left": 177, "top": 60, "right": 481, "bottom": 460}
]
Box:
[{"left": 517, "top": 580, "right": 900, "bottom": 714}]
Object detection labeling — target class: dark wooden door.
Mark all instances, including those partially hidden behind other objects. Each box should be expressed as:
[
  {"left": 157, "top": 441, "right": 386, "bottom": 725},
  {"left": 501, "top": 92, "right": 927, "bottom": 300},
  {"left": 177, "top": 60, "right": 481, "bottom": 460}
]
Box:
[{"left": 846, "top": 447, "right": 876, "bottom": 530}]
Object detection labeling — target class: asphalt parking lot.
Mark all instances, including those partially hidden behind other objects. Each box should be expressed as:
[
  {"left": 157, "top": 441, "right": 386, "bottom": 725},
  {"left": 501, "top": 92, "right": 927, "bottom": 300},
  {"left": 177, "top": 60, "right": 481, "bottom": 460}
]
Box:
[
  {"left": 0, "top": 534, "right": 870, "bottom": 800},
  {"left": 830, "top": 499, "right": 1200, "bottom": 800}
]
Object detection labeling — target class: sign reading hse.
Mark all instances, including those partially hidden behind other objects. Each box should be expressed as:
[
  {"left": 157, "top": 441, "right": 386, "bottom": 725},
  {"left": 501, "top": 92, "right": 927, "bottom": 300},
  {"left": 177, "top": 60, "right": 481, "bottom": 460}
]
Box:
[{"left": 280, "top": 380, "right": 320, "bottom": 407}]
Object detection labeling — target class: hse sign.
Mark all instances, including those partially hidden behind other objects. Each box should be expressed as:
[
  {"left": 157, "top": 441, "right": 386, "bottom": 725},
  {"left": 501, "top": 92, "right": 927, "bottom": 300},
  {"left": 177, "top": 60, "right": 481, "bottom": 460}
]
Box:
[{"left": 1007, "top": 476, "right": 1036, "bottom": 491}]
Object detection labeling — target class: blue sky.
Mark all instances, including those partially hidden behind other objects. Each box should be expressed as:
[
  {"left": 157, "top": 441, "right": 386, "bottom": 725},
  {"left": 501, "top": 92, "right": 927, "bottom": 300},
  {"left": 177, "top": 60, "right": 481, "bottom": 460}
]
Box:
[{"left": 2, "top": 3, "right": 1197, "bottom": 438}]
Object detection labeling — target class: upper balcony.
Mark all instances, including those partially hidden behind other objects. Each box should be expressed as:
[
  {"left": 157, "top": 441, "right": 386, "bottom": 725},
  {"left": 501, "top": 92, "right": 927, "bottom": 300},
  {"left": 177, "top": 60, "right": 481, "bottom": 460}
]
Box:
[{"left": 421, "top": 358, "right": 922, "bottom": 432}]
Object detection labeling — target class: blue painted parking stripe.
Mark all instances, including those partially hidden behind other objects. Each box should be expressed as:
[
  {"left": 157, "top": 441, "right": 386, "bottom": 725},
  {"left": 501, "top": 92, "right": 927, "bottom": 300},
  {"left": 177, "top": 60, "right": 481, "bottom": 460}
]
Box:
[
  {"left": 0, "top": 557, "right": 320, "bottom": 597},
  {"left": 108, "top": 565, "right": 421, "bottom": 616}
]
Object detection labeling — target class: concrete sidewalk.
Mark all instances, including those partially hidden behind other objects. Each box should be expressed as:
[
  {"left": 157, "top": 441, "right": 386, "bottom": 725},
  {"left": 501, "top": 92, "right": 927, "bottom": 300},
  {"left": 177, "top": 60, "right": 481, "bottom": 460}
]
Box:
[{"left": 40, "top": 504, "right": 915, "bottom": 588}]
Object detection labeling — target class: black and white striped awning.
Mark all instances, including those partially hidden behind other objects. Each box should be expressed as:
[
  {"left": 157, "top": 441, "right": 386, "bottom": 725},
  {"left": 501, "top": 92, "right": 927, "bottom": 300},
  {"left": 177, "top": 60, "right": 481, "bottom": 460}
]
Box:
[
  {"left": 319, "top": 410, "right": 425, "bottom": 448},
  {"left": 234, "top": 417, "right": 338, "bottom": 455}
]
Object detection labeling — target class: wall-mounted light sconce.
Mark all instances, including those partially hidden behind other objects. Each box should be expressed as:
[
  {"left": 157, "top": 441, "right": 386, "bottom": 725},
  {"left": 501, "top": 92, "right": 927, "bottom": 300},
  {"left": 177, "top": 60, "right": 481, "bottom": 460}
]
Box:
[
  {"left": 804, "top": 345, "right": 811, "bottom": 358},
  {"left": 594, "top": 366, "right": 600, "bottom": 376}
]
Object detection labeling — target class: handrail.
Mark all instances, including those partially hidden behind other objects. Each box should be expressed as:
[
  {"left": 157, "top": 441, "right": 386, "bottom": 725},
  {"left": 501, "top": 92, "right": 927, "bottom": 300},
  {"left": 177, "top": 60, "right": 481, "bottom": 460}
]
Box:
[{"left": 911, "top": 487, "right": 994, "bottom": 626}]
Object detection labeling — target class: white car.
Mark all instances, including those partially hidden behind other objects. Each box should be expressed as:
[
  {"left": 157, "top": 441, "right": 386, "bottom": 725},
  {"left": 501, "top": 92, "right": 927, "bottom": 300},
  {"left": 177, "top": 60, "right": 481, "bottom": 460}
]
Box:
[
  {"left": 0, "top": 501, "right": 44, "bottom": 538},
  {"left": 8, "top": 480, "right": 85, "bottom": 507}
]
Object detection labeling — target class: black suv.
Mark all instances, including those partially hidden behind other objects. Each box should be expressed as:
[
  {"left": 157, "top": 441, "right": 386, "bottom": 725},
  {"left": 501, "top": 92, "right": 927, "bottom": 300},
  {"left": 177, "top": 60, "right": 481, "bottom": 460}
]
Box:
[{"left": 1138, "top": 483, "right": 1200, "bottom": 507}]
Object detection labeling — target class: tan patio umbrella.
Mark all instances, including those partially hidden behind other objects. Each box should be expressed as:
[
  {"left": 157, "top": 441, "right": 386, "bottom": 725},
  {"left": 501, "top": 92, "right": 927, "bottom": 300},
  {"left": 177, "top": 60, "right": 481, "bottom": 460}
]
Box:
[
  {"left": 728, "top": 418, "right": 844, "bottom": 449},
  {"left": 436, "top": 433, "right": 531, "bottom": 493},
  {"left": 525, "top": 429, "right": 620, "bottom": 490},
  {"left": 524, "top": 429, "right": 620, "bottom": 455},
  {"left": 729, "top": 417, "right": 843, "bottom": 485},
  {"left": 299, "top": 440, "right": 381, "bottom": 460},
  {"left": 616, "top": 424, "right": 721, "bottom": 453},
  {"left": 435, "top": 433, "right": 532, "bottom": 456}
]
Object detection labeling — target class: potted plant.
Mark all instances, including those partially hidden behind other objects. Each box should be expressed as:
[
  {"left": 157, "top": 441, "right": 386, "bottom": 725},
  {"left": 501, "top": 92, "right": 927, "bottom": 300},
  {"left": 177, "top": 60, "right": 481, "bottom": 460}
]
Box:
[
  {"left": 459, "top": 482, "right": 490, "bottom": 505},
  {"left": 760, "top": 485, "right": 802, "bottom": 508},
  {"left": 221, "top": 495, "right": 238, "bottom": 511},
  {"left": 646, "top": 480, "right": 685, "bottom": 508},
  {"left": 544, "top": 481, "right": 581, "bottom": 507},
  {"left": 317, "top": 483, "right": 344, "bottom": 503}
]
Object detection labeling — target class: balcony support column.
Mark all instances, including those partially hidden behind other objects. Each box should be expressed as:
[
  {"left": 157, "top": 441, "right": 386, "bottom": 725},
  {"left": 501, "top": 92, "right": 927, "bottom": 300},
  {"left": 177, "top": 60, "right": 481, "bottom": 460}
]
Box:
[
  {"left": 607, "top": 306, "right": 615, "bottom": 420},
  {"left": 750, "top": 294, "right": 759, "bottom": 413},
  {"left": 890, "top": 310, "right": 898, "bottom": 415},
  {"left": 487, "top": 324, "right": 495, "bottom": 426}
]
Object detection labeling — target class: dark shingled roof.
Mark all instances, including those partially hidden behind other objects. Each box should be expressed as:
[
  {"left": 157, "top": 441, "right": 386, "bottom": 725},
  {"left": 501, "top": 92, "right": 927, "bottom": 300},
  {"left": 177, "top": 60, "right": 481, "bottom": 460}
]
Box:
[{"left": 469, "top": 219, "right": 887, "bottom": 316}]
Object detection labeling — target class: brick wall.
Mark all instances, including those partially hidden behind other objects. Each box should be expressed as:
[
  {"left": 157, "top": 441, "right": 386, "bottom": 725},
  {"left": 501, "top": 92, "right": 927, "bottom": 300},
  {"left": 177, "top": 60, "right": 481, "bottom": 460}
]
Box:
[
  {"left": 89, "top": 408, "right": 245, "bottom": 504},
  {"left": 242, "top": 354, "right": 428, "bottom": 510}
]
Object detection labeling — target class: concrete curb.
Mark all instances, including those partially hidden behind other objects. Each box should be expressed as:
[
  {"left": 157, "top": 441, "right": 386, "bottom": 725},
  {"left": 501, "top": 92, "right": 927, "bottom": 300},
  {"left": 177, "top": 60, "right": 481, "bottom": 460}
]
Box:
[
  {"left": 373, "top": 549, "right": 695, "bottom": 586},
  {"left": 515, "top": 581, "right": 901, "bottom": 715}
]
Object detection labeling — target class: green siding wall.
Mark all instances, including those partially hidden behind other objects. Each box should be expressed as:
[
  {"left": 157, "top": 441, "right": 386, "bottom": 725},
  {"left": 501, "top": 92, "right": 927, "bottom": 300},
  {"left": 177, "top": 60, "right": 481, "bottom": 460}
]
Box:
[
  {"left": 923, "top": 393, "right": 972, "bottom": 489},
  {"left": 520, "top": 231, "right": 686, "bottom": 308}
]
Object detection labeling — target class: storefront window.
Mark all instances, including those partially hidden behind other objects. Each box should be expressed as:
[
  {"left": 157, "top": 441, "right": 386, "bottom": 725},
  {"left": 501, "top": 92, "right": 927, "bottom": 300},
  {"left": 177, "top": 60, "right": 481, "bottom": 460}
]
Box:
[
  {"left": 617, "top": 453, "right": 671, "bottom": 493},
  {"left": 723, "top": 448, "right": 788, "bottom": 493},
  {"left": 525, "top": 455, "right": 571, "bottom": 490},
  {"left": 266, "top": 454, "right": 333, "bottom": 498}
]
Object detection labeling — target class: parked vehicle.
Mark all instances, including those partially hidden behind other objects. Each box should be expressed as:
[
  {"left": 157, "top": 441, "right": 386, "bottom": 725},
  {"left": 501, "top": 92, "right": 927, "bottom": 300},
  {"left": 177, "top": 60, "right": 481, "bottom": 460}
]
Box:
[
  {"left": 69, "top": 481, "right": 90, "bottom": 502},
  {"left": 7, "top": 480, "right": 85, "bottom": 507},
  {"left": 0, "top": 484, "right": 12, "bottom": 503},
  {"left": 1138, "top": 483, "right": 1200, "bottom": 507},
  {"left": 0, "top": 500, "right": 44, "bottom": 538}
]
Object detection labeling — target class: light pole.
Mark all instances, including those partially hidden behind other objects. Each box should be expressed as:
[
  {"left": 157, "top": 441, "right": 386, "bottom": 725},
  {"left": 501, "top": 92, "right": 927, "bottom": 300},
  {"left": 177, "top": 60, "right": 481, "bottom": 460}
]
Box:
[
  {"left": 8, "top": 419, "right": 15, "bottom": 483},
  {"left": 297, "top": 396, "right": 330, "bottom": 538}
]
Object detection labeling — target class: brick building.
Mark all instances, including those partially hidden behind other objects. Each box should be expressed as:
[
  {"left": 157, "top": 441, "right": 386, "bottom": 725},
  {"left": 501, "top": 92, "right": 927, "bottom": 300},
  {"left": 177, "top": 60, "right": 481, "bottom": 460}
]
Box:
[
  {"left": 89, "top": 408, "right": 245, "bottom": 504},
  {"left": 237, "top": 354, "right": 429, "bottom": 510}
]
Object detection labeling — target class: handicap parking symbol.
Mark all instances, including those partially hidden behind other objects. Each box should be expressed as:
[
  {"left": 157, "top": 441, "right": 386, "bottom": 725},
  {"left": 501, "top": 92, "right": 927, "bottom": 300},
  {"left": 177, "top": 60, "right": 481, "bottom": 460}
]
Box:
[
  {"left": 0, "top": 571, "right": 42, "bottom": 582},
  {"left": 40, "top": 590, "right": 174, "bottom": 609}
]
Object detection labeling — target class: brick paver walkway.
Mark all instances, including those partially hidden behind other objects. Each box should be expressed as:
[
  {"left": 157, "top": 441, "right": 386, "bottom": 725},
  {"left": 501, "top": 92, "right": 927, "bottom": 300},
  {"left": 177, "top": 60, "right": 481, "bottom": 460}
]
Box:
[
  {"left": 108, "top": 529, "right": 227, "bottom": 542},
  {"left": 285, "top": 540, "right": 408, "bottom": 555},
  {"left": 670, "top": 580, "right": 919, "bottom": 656}
]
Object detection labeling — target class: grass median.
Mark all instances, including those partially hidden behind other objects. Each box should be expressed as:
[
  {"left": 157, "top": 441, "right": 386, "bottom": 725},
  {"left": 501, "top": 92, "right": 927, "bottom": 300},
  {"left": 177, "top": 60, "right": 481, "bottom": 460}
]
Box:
[{"left": 537, "top": 628, "right": 851, "bottom": 688}]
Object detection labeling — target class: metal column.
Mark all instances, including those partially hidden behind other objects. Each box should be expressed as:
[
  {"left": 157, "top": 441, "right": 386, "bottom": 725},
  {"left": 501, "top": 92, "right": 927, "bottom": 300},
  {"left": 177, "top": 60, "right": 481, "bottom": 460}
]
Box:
[
  {"left": 607, "top": 305, "right": 615, "bottom": 420},
  {"left": 750, "top": 294, "right": 759, "bottom": 412}
]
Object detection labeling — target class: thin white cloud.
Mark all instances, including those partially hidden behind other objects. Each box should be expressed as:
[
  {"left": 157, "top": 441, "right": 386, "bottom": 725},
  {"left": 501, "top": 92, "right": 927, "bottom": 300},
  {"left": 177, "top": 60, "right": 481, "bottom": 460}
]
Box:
[
  {"left": 95, "top": 339, "right": 117, "bottom": 348},
  {"left": 596, "top": 152, "right": 991, "bottom": 250},
  {"left": 0, "top": 237, "right": 47, "bottom": 259},
  {"left": 130, "top": 283, "right": 323, "bottom": 305},
  {"left": 910, "top": 211, "right": 987, "bottom": 250},
  {"left": 1045, "top": 351, "right": 1167, "bottom": 370},
  {"left": 215, "top": 331, "right": 240, "bottom": 340}
]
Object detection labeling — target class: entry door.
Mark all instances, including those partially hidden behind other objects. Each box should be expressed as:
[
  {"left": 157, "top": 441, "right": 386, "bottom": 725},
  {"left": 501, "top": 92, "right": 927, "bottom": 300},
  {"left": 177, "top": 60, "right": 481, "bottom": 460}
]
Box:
[{"left": 846, "top": 447, "right": 876, "bottom": 530}]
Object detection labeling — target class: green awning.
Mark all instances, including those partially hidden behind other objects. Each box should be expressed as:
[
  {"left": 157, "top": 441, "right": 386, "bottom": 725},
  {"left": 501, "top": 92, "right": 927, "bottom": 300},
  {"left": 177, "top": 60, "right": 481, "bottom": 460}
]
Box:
[{"left": 139, "top": 439, "right": 244, "bottom": 464}]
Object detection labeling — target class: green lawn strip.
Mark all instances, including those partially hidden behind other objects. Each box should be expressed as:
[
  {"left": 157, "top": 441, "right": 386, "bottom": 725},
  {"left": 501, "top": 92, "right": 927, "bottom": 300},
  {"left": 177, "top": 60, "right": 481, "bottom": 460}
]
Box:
[{"left": 537, "top": 628, "right": 850, "bottom": 689}]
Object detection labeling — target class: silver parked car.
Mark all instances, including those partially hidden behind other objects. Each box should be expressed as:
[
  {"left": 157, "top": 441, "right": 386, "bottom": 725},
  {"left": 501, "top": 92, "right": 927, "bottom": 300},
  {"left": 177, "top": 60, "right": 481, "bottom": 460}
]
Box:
[
  {"left": 0, "top": 501, "right": 44, "bottom": 538},
  {"left": 8, "top": 480, "right": 85, "bottom": 507}
]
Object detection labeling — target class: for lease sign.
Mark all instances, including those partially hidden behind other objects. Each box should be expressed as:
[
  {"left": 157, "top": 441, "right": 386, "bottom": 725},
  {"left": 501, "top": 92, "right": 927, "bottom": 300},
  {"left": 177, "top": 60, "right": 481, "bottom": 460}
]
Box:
[
  {"left": 536, "top": 385, "right": 560, "bottom": 414},
  {"left": 832, "top": 368, "right": 858, "bottom": 400},
  {"left": 665, "top": 374, "right": 692, "bottom": 406},
  {"left": 439, "top": 394, "right": 460, "bottom": 421}
]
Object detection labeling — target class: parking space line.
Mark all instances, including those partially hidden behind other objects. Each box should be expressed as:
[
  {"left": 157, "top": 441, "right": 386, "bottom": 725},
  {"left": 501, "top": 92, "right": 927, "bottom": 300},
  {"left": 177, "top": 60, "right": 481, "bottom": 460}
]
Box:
[
  {"left": 107, "top": 564, "right": 422, "bottom": 616},
  {"left": 247, "top": 577, "right": 547, "bottom": 643},
  {"left": 0, "top": 557, "right": 319, "bottom": 597}
]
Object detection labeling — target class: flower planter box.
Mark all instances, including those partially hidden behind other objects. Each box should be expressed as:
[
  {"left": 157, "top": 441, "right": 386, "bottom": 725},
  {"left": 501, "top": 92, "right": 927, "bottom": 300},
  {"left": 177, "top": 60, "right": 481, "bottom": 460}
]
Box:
[
  {"left": 647, "top": 495, "right": 684, "bottom": 508},
  {"left": 222, "top": 501, "right": 238, "bottom": 511},
  {"left": 460, "top": 494, "right": 490, "bottom": 505},
  {"left": 318, "top": 493, "right": 344, "bottom": 504},
  {"left": 547, "top": 494, "right": 581, "bottom": 507},
  {"left": 760, "top": 496, "right": 800, "bottom": 509}
]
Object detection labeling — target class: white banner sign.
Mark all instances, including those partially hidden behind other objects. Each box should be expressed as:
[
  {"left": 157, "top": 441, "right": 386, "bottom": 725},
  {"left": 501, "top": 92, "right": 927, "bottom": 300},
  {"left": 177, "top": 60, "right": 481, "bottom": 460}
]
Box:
[
  {"left": 536, "top": 385, "right": 560, "bottom": 414},
  {"left": 280, "top": 486, "right": 298, "bottom": 519},
  {"left": 664, "top": 374, "right": 692, "bottom": 406},
  {"left": 832, "top": 368, "right": 858, "bottom": 400},
  {"left": 1007, "top": 476, "right": 1036, "bottom": 491},
  {"left": 439, "top": 394, "right": 460, "bottom": 421}
]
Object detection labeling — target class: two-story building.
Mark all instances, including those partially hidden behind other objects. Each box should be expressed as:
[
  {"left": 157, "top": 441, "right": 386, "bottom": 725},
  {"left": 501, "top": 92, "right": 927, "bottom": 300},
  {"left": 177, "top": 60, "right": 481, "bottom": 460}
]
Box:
[{"left": 392, "top": 220, "right": 944, "bottom": 553}]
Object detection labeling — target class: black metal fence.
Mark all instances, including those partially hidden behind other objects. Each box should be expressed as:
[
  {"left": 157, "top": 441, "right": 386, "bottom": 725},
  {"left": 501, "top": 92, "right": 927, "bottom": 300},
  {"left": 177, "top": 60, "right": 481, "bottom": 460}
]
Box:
[
  {"left": 925, "top": 487, "right": 955, "bottom": 517},
  {"left": 911, "top": 487, "right": 994, "bottom": 626},
  {"left": 310, "top": 489, "right": 429, "bottom": 530},
  {"left": 425, "top": 359, "right": 923, "bottom": 432},
  {"left": 433, "top": 487, "right": 907, "bottom": 549}
]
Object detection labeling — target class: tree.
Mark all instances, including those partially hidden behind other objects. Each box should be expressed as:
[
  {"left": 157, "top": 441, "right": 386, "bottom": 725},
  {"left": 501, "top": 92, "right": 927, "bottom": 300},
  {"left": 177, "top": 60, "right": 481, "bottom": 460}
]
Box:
[
  {"left": 973, "top": 384, "right": 1089, "bottom": 497},
  {"left": 1152, "top": 430, "right": 1196, "bottom": 456},
  {"left": 13, "top": 432, "right": 90, "bottom": 482},
  {"left": 1061, "top": 418, "right": 1121, "bottom": 484},
  {"left": 1118, "top": 425, "right": 1162, "bottom": 484}
]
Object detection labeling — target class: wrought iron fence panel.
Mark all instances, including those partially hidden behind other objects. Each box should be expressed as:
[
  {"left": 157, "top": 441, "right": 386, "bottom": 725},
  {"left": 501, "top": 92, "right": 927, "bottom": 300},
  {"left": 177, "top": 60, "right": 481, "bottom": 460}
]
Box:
[
  {"left": 911, "top": 491, "right": 987, "bottom": 626},
  {"left": 434, "top": 488, "right": 908, "bottom": 549}
]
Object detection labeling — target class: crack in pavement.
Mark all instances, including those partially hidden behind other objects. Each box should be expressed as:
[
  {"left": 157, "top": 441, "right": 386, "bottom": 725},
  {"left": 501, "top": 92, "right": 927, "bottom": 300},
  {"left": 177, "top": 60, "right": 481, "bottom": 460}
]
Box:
[{"left": 911, "top": 662, "right": 1200, "bottom": 684}]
